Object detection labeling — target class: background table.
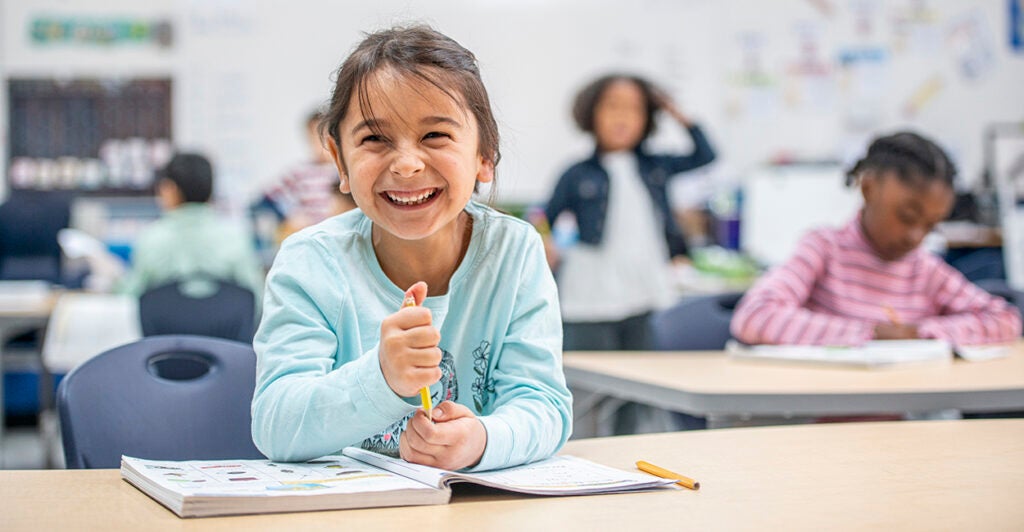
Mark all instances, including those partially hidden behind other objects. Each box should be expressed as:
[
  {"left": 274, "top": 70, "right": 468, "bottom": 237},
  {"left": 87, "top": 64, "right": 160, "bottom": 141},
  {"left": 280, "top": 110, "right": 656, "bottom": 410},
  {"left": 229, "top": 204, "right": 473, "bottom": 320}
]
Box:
[
  {"left": 0, "top": 282, "right": 58, "bottom": 463},
  {"left": 564, "top": 341, "right": 1024, "bottom": 429},
  {"left": 1, "top": 419, "right": 1021, "bottom": 530}
]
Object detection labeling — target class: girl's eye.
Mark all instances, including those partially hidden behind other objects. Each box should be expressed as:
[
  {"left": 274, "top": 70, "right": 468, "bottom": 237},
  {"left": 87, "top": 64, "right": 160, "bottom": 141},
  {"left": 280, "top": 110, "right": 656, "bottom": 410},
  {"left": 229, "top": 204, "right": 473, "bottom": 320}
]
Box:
[
  {"left": 360, "top": 135, "right": 384, "bottom": 144},
  {"left": 897, "top": 211, "right": 917, "bottom": 225},
  {"left": 423, "top": 132, "right": 450, "bottom": 141}
]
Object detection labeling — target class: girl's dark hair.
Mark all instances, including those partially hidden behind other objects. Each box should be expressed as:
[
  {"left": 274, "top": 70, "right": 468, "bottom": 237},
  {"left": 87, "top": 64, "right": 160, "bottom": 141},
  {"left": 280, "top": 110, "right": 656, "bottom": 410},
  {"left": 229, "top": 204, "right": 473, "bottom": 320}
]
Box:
[
  {"left": 572, "top": 74, "right": 659, "bottom": 146},
  {"left": 158, "top": 152, "right": 213, "bottom": 203},
  {"left": 320, "top": 25, "right": 500, "bottom": 178},
  {"left": 845, "top": 131, "right": 956, "bottom": 189}
]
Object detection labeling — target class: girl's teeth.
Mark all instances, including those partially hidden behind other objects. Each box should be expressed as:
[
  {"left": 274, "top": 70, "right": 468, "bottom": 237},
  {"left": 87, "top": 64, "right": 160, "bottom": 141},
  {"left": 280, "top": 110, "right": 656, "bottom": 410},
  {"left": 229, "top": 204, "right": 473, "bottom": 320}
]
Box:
[{"left": 387, "top": 189, "right": 435, "bottom": 205}]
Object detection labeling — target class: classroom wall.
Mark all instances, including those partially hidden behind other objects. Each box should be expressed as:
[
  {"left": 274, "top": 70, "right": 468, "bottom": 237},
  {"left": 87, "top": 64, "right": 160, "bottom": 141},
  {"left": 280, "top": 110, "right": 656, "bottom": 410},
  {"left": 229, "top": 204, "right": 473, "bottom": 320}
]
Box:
[{"left": 2, "top": 0, "right": 1022, "bottom": 209}]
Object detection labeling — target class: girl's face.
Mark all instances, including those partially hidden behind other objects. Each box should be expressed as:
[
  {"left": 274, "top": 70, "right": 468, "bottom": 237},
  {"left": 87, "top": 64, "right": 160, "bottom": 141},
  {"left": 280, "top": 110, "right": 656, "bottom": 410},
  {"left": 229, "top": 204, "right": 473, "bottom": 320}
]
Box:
[
  {"left": 593, "top": 79, "right": 647, "bottom": 152},
  {"left": 330, "top": 69, "right": 494, "bottom": 242},
  {"left": 860, "top": 171, "right": 954, "bottom": 261}
]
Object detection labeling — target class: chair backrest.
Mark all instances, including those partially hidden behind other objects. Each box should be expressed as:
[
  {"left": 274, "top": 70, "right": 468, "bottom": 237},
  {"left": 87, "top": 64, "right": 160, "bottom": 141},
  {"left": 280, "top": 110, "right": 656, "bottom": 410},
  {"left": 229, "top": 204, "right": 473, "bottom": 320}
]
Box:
[
  {"left": 139, "top": 279, "right": 256, "bottom": 343},
  {"left": 0, "top": 190, "right": 71, "bottom": 283},
  {"left": 651, "top": 292, "right": 744, "bottom": 350},
  {"left": 975, "top": 278, "right": 1024, "bottom": 335},
  {"left": 57, "top": 335, "right": 264, "bottom": 469}
]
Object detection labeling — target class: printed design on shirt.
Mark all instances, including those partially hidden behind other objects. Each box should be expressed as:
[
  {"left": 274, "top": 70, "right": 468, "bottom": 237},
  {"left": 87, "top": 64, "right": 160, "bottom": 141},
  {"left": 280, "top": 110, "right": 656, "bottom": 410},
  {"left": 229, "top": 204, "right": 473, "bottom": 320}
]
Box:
[
  {"left": 359, "top": 348, "right": 458, "bottom": 457},
  {"left": 471, "top": 340, "right": 495, "bottom": 413}
]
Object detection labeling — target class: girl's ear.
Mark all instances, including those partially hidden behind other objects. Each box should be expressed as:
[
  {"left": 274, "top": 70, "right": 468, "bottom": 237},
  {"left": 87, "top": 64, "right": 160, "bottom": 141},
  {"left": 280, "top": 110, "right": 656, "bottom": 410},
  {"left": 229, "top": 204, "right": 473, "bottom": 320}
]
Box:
[
  {"left": 859, "top": 171, "right": 877, "bottom": 204},
  {"left": 327, "top": 140, "right": 351, "bottom": 193},
  {"left": 476, "top": 157, "right": 495, "bottom": 184},
  {"left": 156, "top": 179, "right": 183, "bottom": 209}
]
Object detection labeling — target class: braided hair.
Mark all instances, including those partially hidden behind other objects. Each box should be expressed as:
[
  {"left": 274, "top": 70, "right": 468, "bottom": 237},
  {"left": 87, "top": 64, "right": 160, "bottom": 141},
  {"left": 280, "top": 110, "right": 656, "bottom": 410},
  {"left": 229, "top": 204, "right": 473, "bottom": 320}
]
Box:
[{"left": 845, "top": 131, "right": 956, "bottom": 189}]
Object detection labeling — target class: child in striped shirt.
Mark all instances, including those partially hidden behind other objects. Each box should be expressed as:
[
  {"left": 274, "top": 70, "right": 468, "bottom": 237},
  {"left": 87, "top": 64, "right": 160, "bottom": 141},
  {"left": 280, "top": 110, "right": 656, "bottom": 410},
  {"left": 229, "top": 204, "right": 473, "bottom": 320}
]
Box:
[{"left": 731, "top": 131, "right": 1021, "bottom": 346}]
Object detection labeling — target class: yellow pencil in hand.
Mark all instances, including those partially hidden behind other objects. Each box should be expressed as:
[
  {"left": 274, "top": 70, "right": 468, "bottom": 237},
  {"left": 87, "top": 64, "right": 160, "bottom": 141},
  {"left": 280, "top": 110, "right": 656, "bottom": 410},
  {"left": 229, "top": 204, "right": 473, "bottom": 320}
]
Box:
[
  {"left": 884, "top": 305, "right": 902, "bottom": 326},
  {"left": 402, "top": 291, "right": 433, "bottom": 422}
]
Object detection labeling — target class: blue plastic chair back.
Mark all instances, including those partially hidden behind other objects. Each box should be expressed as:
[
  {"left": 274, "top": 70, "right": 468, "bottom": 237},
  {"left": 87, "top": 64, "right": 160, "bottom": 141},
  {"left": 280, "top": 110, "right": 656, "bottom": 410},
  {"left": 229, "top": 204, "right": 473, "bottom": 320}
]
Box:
[
  {"left": 57, "top": 335, "right": 264, "bottom": 469},
  {"left": 139, "top": 279, "right": 256, "bottom": 343},
  {"left": 651, "top": 292, "right": 744, "bottom": 350},
  {"left": 0, "top": 190, "right": 70, "bottom": 283}
]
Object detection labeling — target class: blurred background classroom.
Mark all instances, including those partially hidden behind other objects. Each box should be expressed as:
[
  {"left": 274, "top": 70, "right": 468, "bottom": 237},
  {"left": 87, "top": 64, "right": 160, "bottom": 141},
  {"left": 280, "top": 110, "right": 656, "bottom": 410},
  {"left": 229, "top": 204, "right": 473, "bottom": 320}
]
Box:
[{"left": 1, "top": 0, "right": 1022, "bottom": 468}]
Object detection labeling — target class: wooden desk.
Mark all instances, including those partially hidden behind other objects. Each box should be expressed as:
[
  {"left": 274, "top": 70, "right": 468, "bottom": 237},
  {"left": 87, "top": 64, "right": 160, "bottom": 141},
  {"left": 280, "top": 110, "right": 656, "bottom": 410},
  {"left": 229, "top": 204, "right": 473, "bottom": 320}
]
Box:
[
  {"left": 564, "top": 341, "right": 1024, "bottom": 423},
  {"left": 41, "top": 292, "right": 141, "bottom": 374},
  {"left": 0, "top": 420, "right": 1021, "bottom": 529}
]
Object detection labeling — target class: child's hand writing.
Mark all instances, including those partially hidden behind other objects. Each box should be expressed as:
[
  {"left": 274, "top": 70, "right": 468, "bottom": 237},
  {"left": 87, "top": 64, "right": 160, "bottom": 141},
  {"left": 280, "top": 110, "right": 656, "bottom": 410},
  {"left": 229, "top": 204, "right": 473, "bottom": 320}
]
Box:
[
  {"left": 873, "top": 322, "right": 920, "bottom": 340},
  {"left": 400, "top": 401, "right": 487, "bottom": 470},
  {"left": 379, "top": 281, "right": 442, "bottom": 397}
]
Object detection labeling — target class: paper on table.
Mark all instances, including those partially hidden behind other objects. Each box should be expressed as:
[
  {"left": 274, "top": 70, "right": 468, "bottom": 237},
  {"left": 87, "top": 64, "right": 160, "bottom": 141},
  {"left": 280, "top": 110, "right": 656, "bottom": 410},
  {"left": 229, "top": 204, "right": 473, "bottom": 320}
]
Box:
[
  {"left": 727, "top": 339, "right": 954, "bottom": 368},
  {"left": 955, "top": 344, "right": 1012, "bottom": 362},
  {"left": 342, "top": 447, "right": 675, "bottom": 495}
]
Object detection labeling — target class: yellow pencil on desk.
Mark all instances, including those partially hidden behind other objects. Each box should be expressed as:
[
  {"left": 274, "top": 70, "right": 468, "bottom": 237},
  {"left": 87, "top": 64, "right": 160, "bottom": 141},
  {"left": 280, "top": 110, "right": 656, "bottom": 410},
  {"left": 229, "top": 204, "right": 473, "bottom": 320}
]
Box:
[
  {"left": 636, "top": 460, "right": 700, "bottom": 490},
  {"left": 402, "top": 291, "right": 433, "bottom": 422}
]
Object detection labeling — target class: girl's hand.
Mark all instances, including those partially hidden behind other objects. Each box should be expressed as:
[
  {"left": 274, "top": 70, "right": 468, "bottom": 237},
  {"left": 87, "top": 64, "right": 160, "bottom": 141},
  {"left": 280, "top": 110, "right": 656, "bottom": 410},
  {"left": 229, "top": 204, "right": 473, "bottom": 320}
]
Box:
[
  {"left": 873, "top": 322, "right": 920, "bottom": 340},
  {"left": 652, "top": 86, "right": 692, "bottom": 127},
  {"left": 543, "top": 235, "right": 560, "bottom": 271},
  {"left": 400, "top": 401, "right": 487, "bottom": 470},
  {"left": 379, "top": 282, "right": 442, "bottom": 397}
]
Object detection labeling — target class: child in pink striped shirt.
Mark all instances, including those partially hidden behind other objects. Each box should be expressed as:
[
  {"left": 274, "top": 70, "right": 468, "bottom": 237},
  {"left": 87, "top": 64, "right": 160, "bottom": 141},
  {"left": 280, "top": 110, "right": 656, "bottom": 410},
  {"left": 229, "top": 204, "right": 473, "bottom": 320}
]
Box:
[{"left": 731, "top": 131, "right": 1022, "bottom": 346}]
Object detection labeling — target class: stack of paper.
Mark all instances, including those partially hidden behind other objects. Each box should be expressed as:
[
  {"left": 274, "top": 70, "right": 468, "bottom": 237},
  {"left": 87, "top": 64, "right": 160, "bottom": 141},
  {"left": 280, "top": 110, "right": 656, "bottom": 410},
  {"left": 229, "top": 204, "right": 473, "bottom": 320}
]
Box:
[{"left": 727, "top": 339, "right": 955, "bottom": 369}]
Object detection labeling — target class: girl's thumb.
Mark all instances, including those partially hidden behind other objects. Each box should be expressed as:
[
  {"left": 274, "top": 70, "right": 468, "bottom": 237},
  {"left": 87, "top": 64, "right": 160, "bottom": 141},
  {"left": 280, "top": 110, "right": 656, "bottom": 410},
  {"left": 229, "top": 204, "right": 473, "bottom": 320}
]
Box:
[{"left": 403, "top": 281, "right": 428, "bottom": 307}]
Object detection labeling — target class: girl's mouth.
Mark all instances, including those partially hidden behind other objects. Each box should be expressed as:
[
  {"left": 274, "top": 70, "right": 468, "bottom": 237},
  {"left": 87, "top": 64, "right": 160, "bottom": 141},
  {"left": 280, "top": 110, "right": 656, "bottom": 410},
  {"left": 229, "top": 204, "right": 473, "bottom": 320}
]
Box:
[{"left": 382, "top": 188, "right": 439, "bottom": 207}]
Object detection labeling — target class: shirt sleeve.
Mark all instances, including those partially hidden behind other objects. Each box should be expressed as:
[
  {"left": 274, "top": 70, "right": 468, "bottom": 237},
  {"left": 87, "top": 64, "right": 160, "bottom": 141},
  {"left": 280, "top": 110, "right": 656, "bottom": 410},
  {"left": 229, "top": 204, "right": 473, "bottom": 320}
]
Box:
[
  {"left": 543, "top": 168, "right": 575, "bottom": 228},
  {"left": 916, "top": 260, "right": 1023, "bottom": 344},
  {"left": 226, "top": 226, "right": 266, "bottom": 309},
  {"left": 115, "top": 228, "right": 159, "bottom": 296},
  {"left": 471, "top": 230, "right": 573, "bottom": 471},
  {"left": 730, "top": 232, "right": 874, "bottom": 346},
  {"left": 251, "top": 237, "right": 415, "bottom": 462},
  {"left": 661, "top": 124, "right": 717, "bottom": 174}
]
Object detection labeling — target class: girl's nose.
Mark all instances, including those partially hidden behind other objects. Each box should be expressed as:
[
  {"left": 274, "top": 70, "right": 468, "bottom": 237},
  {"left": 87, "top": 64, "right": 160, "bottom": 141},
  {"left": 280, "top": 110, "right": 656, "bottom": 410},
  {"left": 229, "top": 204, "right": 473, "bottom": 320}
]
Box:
[{"left": 390, "top": 150, "right": 424, "bottom": 178}]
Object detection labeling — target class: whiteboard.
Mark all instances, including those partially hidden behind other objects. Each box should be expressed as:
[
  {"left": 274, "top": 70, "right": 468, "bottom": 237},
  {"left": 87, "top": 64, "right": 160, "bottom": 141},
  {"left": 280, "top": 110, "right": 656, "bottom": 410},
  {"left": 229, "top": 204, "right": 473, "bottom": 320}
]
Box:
[
  {"left": 991, "top": 128, "right": 1024, "bottom": 289},
  {"left": 740, "top": 165, "right": 863, "bottom": 267}
]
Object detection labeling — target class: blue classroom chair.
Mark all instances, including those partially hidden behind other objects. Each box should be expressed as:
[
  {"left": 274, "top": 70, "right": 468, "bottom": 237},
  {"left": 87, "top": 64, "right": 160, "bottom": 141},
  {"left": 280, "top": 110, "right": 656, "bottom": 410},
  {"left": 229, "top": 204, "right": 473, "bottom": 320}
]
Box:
[
  {"left": 57, "top": 335, "right": 264, "bottom": 469},
  {"left": 650, "top": 292, "right": 745, "bottom": 351},
  {"left": 139, "top": 279, "right": 256, "bottom": 343},
  {"left": 647, "top": 292, "right": 745, "bottom": 431},
  {"left": 0, "top": 190, "right": 71, "bottom": 285}
]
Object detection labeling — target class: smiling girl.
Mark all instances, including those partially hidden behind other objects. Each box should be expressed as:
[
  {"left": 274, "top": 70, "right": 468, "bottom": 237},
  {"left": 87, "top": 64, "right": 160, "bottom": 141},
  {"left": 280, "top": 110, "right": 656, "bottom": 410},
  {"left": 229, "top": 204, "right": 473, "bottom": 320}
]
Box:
[{"left": 251, "top": 26, "right": 572, "bottom": 471}]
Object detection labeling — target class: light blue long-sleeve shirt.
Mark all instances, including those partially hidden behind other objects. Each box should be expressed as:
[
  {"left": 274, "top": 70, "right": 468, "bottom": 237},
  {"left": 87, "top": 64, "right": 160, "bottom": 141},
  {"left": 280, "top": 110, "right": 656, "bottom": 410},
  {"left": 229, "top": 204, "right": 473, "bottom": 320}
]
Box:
[
  {"left": 251, "top": 201, "right": 572, "bottom": 470},
  {"left": 118, "top": 204, "right": 264, "bottom": 301}
]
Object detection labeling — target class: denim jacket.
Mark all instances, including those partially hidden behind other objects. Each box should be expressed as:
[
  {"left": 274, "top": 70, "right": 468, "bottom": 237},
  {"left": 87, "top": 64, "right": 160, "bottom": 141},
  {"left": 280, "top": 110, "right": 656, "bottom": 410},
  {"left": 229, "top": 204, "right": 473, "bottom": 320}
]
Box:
[{"left": 544, "top": 125, "right": 715, "bottom": 258}]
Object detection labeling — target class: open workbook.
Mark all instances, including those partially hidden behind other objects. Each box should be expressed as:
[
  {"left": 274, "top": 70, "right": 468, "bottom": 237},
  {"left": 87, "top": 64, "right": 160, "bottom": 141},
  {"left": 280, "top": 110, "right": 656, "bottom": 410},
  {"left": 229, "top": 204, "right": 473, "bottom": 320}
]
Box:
[
  {"left": 121, "top": 447, "right": 677, "bottom": 518},
  {"left": 726, "top": 339, "right": 957, "bottom": 369}
]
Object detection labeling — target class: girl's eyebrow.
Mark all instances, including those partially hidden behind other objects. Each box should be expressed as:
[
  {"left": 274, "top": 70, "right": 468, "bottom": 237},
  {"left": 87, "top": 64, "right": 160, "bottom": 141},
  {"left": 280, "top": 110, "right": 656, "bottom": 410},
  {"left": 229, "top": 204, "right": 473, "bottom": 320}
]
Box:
[
  {"left": 351, "top": 118, "right": 386, "bottom": 136},
  {"left": 350, "top": 116, "right": 461, "bottom": 136},
  {"left": 421, "top": 116, "right": 461, "bottom": 128}
]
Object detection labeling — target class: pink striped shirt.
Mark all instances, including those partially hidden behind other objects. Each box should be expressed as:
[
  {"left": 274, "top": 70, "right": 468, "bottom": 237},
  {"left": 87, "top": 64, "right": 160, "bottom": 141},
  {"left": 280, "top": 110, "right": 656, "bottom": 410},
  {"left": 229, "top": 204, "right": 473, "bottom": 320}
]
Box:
[
  {"left": 266, "top": 161, "right": 339, "bottom": 225},
  {"left": 731, "top": 213, "right": 1022, "bottom": 346}
]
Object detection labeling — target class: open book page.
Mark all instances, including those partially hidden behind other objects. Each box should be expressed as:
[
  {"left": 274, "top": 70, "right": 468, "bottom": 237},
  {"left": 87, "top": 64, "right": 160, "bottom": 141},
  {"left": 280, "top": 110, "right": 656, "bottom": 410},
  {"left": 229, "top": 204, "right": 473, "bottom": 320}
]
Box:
[
  {"left": 343, "top": 448, "right": 677, "bottom": 495},
  {"left": 727, "top": 339, "right": 953, "bottom": 368},
  {"left": 955, "top": 344, "right": 1013, "bottom": 361},
  {"left": 121, "top": 455, "right": 439, "bottom": 498}
]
